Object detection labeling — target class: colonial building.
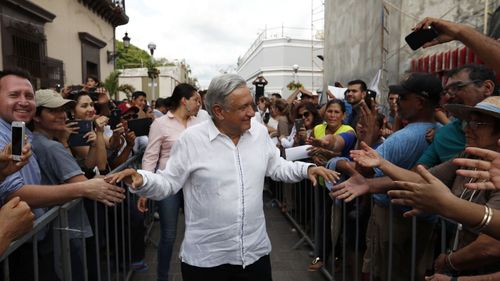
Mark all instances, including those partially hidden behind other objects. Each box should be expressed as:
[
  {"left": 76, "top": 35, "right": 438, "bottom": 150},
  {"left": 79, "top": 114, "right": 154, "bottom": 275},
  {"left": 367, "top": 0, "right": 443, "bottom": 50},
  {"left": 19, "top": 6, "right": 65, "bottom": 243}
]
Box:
[
  {"left": 237, "top": 28, "right": 324, "bottom": 99},
  {"left": 0, "top": 0, "right": 128, "bottom": 89}
]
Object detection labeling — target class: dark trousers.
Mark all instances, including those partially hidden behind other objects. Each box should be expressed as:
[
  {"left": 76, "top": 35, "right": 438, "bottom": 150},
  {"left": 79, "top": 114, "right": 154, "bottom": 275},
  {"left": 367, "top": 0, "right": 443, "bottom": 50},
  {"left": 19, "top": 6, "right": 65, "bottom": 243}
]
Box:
[{"left": 181, "top": 255, "right": 272, "bottom": 281}]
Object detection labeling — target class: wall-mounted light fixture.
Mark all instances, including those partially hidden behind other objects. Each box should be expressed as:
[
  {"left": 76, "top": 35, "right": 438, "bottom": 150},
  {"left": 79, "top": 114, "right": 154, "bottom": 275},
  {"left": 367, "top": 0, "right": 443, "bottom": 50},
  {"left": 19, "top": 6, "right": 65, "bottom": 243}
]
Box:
[{"left": 107, "top": 32, "right": 131, "bottom": 63}]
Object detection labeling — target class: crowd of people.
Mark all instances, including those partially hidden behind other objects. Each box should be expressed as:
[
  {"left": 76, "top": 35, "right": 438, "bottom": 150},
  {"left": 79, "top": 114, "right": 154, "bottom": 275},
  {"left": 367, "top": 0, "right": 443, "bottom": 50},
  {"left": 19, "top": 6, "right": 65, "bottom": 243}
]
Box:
[{"left": 0, "top": 16, "right": 500, "bottom": 281}]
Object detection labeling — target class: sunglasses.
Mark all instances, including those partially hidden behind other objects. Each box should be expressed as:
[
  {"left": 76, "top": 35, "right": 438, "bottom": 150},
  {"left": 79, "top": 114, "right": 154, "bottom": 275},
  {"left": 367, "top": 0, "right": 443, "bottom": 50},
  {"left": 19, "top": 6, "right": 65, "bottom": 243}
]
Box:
[{"left": 297, "top": 111, "right": 311, "bottom": 119}]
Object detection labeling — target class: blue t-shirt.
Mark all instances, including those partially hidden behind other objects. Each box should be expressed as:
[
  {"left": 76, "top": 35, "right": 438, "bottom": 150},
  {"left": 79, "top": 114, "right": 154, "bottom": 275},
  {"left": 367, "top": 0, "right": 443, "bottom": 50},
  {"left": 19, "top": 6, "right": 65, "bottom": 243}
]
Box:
[
  {"left": 32, "top": 132, "right": 92, "bottom": 238},
  {"left": 338, "top": 132, "right": 356, "bottom": 157},
  {"left": 417, "top": 119, "right": 465, "bottom": 168},
  {"left": 373, "top": 122, "right": 436, "bottom": 211}
]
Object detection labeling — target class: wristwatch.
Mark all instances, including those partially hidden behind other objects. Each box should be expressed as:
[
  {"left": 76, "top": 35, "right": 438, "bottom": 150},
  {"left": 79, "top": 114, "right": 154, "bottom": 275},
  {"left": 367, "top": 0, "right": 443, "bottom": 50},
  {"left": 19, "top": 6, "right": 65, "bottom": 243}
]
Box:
[{"left": 450, "top": 276, "right": 458, "bottom": 281}]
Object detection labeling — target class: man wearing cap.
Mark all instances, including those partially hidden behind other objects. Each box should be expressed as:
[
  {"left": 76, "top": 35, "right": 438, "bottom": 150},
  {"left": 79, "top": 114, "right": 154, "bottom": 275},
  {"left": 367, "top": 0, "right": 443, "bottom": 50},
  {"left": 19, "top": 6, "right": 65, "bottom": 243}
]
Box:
[
  {"left": 286, "top": 87, "right": 314, "bottom": 105},
  {"left": 311, "top": 91, "right": 320, "bottom": 106},
  {"left": 331, "top": 72, "right": 442, "bottom": 281},
  {"left": 416, "top": 64, "right": 498, "bottom": 169},
  {"left": 32, "top": 88, "right": 94, "bottom": 281},
  {"left": 118, "top": 101, "right": 140, "bottom": 118},
  {"left": 0, "top": 69, "right": 125, "bottom": 280}
]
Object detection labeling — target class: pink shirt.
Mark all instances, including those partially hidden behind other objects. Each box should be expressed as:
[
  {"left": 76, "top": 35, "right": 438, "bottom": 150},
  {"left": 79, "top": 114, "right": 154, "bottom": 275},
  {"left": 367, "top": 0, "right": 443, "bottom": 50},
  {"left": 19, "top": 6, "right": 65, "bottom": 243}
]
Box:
[{"left": 142, "top": 111, "right": 202, "bottom": 172}]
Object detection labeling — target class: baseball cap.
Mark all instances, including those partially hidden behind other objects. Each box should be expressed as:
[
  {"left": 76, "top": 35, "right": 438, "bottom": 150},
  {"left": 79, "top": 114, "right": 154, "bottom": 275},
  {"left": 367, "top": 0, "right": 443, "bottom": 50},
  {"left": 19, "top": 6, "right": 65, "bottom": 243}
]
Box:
[
  {"left": 118, "top": 102, "right": 139, "bottom": 115},
  {"left": 391, "top": 73, "right": 443, "bottom": 104},
  {"left": 35, "top": 89, "right": 75, "bottom": 108}
]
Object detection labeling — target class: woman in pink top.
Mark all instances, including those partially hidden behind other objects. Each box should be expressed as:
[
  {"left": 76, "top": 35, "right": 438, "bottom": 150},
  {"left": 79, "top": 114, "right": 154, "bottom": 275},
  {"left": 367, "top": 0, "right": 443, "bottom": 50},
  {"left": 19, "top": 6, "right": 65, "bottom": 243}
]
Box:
[{"left": 138, "top": 83, "right": 202, "bottom": 281}]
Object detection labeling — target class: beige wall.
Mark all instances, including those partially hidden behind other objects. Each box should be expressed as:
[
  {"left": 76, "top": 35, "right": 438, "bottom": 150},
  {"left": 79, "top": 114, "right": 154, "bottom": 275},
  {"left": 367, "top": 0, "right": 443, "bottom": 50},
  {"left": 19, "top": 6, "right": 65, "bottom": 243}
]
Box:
[
  {"left": 33, "top": 0, "right": 115, "bottom": 85},
  {"left": 324, "top": 0, "right": 498, "bottom": 88}
]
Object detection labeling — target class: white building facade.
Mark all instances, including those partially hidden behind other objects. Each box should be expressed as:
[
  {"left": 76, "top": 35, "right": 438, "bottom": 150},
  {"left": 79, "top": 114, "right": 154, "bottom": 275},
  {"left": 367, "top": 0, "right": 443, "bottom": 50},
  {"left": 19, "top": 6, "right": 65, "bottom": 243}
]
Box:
[
  {"left": 118, "top": 62, "right": 192, "bottom": 101},
  {"left": 237, "top": 29, "right": 324, "bottom": 99}
]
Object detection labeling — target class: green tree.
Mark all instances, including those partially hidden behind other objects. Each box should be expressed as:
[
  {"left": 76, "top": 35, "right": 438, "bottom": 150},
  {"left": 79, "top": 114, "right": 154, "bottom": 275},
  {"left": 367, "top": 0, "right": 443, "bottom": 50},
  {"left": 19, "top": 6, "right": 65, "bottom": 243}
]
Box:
[
  {"left": 115, "top": 40, "right": 151, "bottom": 69},
  {"left": 115, "top": 40, "right": 175, "bottom": 69},
  {"left": 102, "top": 70, "right": 135, "bottom": 100}
]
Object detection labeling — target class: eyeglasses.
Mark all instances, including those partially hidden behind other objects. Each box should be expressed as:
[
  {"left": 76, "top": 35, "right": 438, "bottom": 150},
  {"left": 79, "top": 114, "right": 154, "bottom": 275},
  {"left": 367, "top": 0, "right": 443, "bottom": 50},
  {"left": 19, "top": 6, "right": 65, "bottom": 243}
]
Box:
[
  {"left": 123, "top": 113, "right": 138, "bottom": 120},
  {"left": 297, "top": 111, "right": 311, "bottom": 119},
  {"left": 462, "top": 120, "right": 491, "bottom": 130},
  {"left": 442, "top": 80, "right": 482, "bottom": 98}
]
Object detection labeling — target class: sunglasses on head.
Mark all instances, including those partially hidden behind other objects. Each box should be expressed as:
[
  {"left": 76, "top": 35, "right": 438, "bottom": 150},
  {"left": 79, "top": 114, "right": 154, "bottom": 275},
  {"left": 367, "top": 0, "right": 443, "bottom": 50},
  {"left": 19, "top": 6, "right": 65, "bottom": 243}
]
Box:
[{"left": 297, "top": 111, "right": 311, "bottom": 119}]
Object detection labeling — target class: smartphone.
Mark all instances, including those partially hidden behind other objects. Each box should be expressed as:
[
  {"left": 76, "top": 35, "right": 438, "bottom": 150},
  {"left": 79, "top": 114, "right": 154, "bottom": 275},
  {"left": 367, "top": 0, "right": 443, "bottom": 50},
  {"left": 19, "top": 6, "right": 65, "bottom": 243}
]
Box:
[
  {"left": 11, "top": 121, "right": 25, "bottom": 161},
  {"left": 109, "top": 108, "right": 122, "bottom": 129},
  {"left": 127, "top": 118, "right": 153, "bottom": 137},
  {"left": 68, "top": 120, "right": 93, "bottom": 147},
  {"left": 364, "top": 90, "right": 377, "bottom": 109},
  {"left": 294, "top": 118, "right": 304, "bottom": 131},
  {"left": 405, "top": 26, "right": 439, "bottom": 50}
]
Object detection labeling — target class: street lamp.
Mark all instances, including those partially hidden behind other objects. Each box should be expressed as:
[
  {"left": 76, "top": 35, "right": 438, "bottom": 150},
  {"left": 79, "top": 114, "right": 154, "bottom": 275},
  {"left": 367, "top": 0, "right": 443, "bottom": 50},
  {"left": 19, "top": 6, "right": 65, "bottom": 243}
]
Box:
[
  {"left": 107, "top": 32, "right": 131, "bottom": 63},
  {"left": 122, "top": 32, "right": 131, "bottom": 49},
  {"left": 148, "top": 42, "right": 158, "bottom": 100},
  {"left": 292, "top": 64, "right": 299, "bottom": 83},
  {"left": 148, "top": 42, "right": 156, "bottom": 56}
]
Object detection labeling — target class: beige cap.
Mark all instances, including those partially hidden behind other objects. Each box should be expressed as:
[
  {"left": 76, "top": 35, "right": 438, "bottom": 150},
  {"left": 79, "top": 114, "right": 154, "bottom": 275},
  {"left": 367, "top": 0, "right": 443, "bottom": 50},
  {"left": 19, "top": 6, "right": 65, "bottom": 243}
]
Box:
[{"left": 35, "top": 89, "right": 75, "bottom": 108}]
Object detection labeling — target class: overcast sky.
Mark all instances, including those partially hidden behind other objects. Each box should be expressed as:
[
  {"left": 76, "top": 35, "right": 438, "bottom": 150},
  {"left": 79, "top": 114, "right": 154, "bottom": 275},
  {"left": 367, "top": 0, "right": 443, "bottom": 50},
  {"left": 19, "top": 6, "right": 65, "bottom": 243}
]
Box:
[{"left": 116, "top": 0, "right": 322, "bottom": 88}]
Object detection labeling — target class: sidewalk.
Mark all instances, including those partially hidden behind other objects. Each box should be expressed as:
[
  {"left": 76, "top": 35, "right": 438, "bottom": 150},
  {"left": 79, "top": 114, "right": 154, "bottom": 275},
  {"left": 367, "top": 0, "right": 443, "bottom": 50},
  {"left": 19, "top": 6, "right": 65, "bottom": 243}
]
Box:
[{"left": 130, "top": 199, "right": 327, "bottom": 281}]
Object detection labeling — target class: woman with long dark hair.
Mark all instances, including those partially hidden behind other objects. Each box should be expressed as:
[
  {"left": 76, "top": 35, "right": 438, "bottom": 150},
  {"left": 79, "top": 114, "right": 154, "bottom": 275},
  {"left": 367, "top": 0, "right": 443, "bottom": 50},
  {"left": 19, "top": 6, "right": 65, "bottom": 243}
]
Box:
[{"left": 281, "top": 101, "right": 323, "bottom": 148}]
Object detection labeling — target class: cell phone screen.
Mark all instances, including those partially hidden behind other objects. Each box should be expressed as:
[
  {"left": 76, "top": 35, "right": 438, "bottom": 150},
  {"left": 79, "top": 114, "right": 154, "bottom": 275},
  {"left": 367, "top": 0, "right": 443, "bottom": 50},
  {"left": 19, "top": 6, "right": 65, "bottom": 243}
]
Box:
[{"left": 12, "top": 126, "right": 23, "bottom": 156}]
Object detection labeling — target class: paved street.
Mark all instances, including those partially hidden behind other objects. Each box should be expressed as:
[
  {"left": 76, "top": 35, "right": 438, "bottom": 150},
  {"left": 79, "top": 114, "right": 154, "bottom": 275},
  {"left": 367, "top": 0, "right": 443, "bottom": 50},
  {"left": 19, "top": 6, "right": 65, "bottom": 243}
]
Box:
[{"left": 131, "top": 198, "right": 327, "bottom": 281}]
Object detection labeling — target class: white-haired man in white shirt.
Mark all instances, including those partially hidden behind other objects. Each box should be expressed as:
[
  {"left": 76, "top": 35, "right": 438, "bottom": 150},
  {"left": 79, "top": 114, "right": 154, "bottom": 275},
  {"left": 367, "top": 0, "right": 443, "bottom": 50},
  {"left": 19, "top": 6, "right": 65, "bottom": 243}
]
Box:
[{"left": 106, "top": 74, "right": 339, "bottom": 281}]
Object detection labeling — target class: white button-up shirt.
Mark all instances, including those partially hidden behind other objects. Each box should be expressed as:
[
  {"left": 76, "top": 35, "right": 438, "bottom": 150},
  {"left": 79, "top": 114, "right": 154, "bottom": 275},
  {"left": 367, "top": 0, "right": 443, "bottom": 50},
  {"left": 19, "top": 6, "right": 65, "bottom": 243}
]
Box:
[{"left": 133, "top": 118, "right": 312, "bottom": 268}]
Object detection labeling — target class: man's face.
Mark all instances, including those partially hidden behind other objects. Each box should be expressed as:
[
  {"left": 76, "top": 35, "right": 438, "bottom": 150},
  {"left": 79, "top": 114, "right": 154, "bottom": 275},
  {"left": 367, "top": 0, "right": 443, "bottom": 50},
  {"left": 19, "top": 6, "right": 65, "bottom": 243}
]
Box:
[
  {"left": 388, "top": 93, "right": 399, "bottom": 111},
  {"left": 312, "top": 95, "right": 319, "bottom": 105},
  {"left": 132, "top": 95, "right": 146, "bottom": 109},
  {"left": 443, "top": 70, "right": 488, "bottom": 106},
  {"left": 345, "top": 84, "right": 366, "bottom": 105},
  {"left": 0, "top": 75, "right": 36, "bottom": 123},
  {"left": 397, "top": 93, "right": 422, "bottom": 120},
  {"left": 220, "top": 87, "right": 255, "bottom": 135},
  {"left": 36, "top": 107, "right": 68, "bottom": 132},
  {"left": 301, "top": 95, "right": 312, "bottom": 103}
]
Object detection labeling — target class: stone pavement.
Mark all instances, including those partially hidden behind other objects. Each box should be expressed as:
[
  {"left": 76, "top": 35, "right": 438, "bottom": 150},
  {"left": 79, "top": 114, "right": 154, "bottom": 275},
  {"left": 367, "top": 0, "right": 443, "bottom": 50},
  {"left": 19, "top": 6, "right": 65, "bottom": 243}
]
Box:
[{"left": 130, "top": 199, "right": 327, "bottom": 281}]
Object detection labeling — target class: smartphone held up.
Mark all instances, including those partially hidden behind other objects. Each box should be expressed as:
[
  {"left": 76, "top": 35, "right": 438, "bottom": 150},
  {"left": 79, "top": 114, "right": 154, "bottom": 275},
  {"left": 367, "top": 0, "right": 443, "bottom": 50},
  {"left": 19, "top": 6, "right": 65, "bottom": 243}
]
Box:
[
  {"left": 405, "top": 25, "right": 439, "bottom": 50},
  {"left": 11, "top": 121, "right": 25, "bottom": 161}
]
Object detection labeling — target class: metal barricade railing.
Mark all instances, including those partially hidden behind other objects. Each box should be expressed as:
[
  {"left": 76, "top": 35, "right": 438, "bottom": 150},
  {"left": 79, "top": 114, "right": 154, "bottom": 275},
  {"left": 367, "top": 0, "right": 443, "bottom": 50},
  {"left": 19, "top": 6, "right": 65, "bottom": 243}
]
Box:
[
  {"left": 0, "top": 151, "right": 151, "bottom": 281},
  {"left": 270, "top": 176, "right": 457, "bottom": 281}
]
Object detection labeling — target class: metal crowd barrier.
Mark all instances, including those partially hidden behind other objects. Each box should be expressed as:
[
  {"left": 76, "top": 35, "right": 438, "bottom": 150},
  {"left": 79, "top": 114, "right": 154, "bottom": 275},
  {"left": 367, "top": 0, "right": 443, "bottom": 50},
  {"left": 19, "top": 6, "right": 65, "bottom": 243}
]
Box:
[
  {"left": 270, "top": 177, "right": 457, "bottom": 281},
  {"left": 0, "top": 151, "right": 154, "bottom": 281}
]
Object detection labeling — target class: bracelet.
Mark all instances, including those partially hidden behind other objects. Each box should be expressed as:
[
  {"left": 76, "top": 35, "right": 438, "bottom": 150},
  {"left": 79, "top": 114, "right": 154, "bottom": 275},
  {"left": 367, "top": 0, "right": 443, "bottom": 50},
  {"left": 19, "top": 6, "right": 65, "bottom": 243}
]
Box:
[
  {"left": 446, "top": 252, "right": 459, "bottom": 272},
  {"left": 472, "top": 205, "right": 493, "bottom": 233}
]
